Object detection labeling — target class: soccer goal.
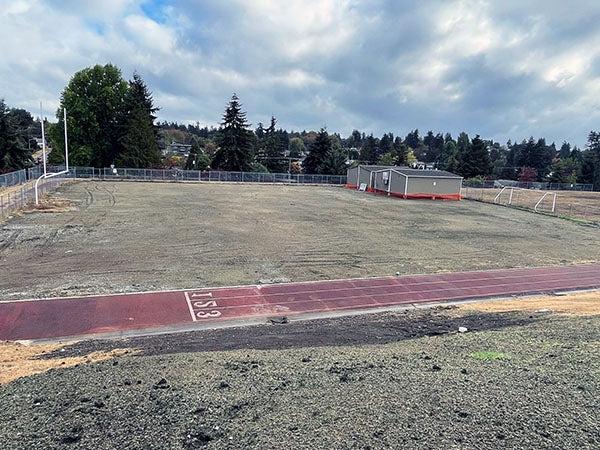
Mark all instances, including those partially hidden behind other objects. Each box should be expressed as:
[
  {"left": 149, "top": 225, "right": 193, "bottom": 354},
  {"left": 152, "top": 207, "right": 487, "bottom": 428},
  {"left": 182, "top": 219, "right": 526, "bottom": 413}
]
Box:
[{"left": 493, "top": 186, "right": 557, "bottom": 213}]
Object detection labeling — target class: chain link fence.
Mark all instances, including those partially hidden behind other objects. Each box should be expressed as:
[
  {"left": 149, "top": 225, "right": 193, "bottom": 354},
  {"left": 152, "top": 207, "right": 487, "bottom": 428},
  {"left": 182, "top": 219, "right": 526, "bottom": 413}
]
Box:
[
  {"left": 463, "top": 179, "right": 594, "bottom": 191},
  {"left": 0, "top": 177, "right": 67, "bottom": 218},
  {"left": 0, "top": 167, "right": 43, "bottom": 189},
  {"left": 48, "top": 166, "right": 347, "bottom": 185},
  {"left": 461, "top": 185, "right": 600, "bottom": 223}
]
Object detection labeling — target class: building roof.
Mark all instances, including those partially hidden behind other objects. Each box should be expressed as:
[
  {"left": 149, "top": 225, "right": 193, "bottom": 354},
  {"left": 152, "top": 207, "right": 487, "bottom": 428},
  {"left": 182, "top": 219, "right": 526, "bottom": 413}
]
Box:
[
  {"left": 352, "top": 165, "right": 461, "bottom": 179},
  {"left": 351, "top": 165, "right": 409, "bottom": 172},
  {"left": 394, "top": 168, "right": 462, "bottom": 179}
]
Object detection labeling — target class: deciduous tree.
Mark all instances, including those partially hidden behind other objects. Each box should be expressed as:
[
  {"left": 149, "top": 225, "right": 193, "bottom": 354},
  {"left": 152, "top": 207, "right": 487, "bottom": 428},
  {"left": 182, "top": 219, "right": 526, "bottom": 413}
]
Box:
[{"left": 50, "top": 64, "right": 128, "bottom": 167}]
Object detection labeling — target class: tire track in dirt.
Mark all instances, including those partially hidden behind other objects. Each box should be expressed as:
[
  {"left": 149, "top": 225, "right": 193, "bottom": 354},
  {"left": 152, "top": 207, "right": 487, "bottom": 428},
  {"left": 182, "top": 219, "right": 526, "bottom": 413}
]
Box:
[
  {"left": 0, "top": 229, "right": 22, "bottom": 254},
  {"left": 27, "top": 182, "right": 104, "bottom": 258}
]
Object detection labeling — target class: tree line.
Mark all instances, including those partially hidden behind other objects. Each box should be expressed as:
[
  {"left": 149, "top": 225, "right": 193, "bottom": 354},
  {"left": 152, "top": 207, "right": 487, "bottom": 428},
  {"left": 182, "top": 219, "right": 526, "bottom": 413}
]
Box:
[
  {"left": 0, "top": 100, "right": 43, "bottom": 173},
  {"left": 1, "top": 63, "right": 599, "bottom": 188}
]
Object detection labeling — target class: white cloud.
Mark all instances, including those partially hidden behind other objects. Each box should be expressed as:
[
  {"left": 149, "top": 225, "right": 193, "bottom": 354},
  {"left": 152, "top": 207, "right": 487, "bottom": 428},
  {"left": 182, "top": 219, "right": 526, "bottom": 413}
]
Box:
[{"left": 1, "top": 0, "right": 600, "bottom": 145}]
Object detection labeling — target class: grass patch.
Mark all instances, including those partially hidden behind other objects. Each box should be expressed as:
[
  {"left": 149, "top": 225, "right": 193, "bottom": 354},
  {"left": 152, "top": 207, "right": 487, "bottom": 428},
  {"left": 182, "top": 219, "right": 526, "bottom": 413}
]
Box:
[{"left": 470, "top": 350, "right": 509, "bottom": 361}]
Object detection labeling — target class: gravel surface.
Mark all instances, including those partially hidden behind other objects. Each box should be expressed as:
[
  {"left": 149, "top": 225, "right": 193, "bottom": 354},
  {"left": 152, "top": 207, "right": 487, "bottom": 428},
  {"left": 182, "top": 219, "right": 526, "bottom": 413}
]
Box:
[
  {"left": 1, "top": 309, "right": 598, "bottom": 449},
  {"left": 1, "top": 181, "right": 600, "bottom": 300}
]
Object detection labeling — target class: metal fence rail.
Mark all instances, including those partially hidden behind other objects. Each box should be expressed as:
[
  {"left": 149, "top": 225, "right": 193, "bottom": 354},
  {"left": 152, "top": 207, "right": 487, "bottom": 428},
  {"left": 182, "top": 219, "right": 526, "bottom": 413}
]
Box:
[
  {"left": 0, "top": 167, "right": 43, "bottom": 189},
  {"left": 463, "top": 179, "right": 594, "bottom": 191},
  {"left": 461, "top": 185, "right": 600, "bottom": 223},
  {"left": 48, "top": 166, "right": 347, "bottom": 185},
  {"left": 0, "top": 177, "right": 67, "bottom": 218}
]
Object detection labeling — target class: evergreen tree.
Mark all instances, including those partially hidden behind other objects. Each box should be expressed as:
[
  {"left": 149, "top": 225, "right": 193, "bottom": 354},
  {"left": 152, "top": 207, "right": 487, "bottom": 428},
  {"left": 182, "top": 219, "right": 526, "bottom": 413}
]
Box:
[
  {"left": 212, "top": 94, "right": 254, "bottom": 171},
  {"left": 464, "top": 135, "right": 491, "bottom": 178},
  {"left": 255, "top": 123, "right": 265, "bottom": 141},
  {"left": 380, "top": 133, "right": 394, "bottom": 155},
  {"left": 262, "top": 116, "right": 287, "bottom": 173},
  {"left": 348, "top": 129, "right": 363, "bottom": 149},
  {"left": 116, "top": 73, "right": 161, "bottom": 168},
  {"left": 393, "top": 136, "right": 408, "bottom": 166},
  {"left": 0, "top": 99, "right": 32, "bottom": 171},
  {"left": 455, "top": 132, "right": 471, "bottom": 175},
  {"left": 359, "top": 134, "right": 378, "bottom": 164},
  {"left": 580, "top": 131, "right": 600, "bottom": 187},
  {"left": 458, "top": 135, "right": 491, "bottom": 178},
  {"left": 320, "top": 139, "right": 347, "bottom": 175},
  {"left": 514, "top": 137, "right": 555, "bottom": 180},
  {"left": 438, "top": 139, "right": 457, "bottom": 171},
  {"left": 404, "top": 129, "right": 420, "bottom": 149},
  {"left": 558, "top": 141, "right": 571, "bottom": 159},
  {"left": 423, "top": 131, "right": 436, "bottom": 163},
  {"left": 303, "top": 128, "right": 331, "bottom": 174}
]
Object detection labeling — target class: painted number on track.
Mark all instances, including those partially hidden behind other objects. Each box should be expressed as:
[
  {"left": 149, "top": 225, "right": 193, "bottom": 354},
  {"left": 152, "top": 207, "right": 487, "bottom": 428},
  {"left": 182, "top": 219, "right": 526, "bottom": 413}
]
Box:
[{"left": 185, "top": 292, "right": 221, "bottom": 321}]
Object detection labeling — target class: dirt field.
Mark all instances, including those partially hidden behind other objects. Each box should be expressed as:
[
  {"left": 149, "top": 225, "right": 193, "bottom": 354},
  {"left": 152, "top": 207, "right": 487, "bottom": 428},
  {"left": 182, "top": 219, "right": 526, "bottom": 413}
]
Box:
[
  {"left": 462, "top": 186, "right": 600, "bottom": 222},
  {"left": 1, "top": 297, "right": 598, "bottom": 449},
  {"left": 1, "top": 180, "right": 599, "bottom": 301}
]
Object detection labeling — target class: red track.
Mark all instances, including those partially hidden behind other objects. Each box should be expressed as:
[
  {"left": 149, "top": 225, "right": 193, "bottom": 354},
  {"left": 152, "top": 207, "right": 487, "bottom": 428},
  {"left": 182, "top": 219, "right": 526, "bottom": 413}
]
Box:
[{"left": 1, "top": 264, "right": 599, "bottom": 341}]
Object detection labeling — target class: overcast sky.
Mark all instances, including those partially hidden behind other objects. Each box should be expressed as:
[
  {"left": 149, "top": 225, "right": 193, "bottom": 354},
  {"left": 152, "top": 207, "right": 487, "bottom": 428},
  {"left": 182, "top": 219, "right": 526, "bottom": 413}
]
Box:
[{"left": 1, "top": 0, "right": 599, "bottom": 146}]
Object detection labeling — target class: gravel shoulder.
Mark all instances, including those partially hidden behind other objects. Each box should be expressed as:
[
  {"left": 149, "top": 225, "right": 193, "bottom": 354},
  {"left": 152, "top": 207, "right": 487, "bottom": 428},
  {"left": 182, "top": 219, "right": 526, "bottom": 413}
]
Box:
[
  {"left": 1, "top": 297, "right": 598, "bottom": 449},
  {"left": 1, "top": 181, "right": 599, "bottom": 300}
]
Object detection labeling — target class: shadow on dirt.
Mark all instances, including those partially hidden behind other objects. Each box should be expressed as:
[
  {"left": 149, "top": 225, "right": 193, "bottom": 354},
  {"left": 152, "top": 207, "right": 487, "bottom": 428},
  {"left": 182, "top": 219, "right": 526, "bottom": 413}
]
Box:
[{"left": 41, "top": 307, "right": 543, "bottom": 359}]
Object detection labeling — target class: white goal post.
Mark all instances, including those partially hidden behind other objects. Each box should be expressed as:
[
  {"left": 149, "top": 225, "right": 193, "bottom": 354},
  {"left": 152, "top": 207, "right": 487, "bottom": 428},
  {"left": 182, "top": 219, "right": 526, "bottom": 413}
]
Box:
[
  {"left": 493, "top": 185, "right": 557, "bottom": 213},
  {"left": 35, "top": 105, "right": 69, "bottom": 205}
]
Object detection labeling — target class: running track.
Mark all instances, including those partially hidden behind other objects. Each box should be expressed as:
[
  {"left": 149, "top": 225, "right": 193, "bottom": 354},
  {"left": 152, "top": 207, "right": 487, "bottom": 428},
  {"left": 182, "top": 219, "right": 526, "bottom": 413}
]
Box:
[{"left": 1, "top": 264, "right": 599, "bottom": 341}]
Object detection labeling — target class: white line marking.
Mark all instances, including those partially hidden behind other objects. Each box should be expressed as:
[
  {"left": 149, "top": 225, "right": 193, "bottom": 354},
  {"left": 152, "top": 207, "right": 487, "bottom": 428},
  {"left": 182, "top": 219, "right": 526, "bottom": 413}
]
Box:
[
  {"left": 184, "top": 292, "right": 197, "bottom": 322},
  {"left": 1, "top": 264, "right": 599, "bottom": 304}
]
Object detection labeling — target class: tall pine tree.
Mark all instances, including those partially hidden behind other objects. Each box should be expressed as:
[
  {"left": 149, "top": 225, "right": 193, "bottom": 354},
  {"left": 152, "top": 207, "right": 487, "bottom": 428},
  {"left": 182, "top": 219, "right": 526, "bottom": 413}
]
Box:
[
  {"left": 580, "top": 131, "right": 600, "bottom": 187},
  {"left": 262, "top": 116, "right": 287, "bottom": 173},
  {"left": 359, "top": 134, "right": 378, "bottom": 164},
  {"left": 117, "top": 73, "right": 161, "bottom": 168},
  {"left": 459, "top": 135, "right": 491, "bottom": 178},
  {"left": 303, "top": 128, "right": 331, "bottom": 174},
  {"left": 212, "top": 94, "right": 254, "bottom": 171}
]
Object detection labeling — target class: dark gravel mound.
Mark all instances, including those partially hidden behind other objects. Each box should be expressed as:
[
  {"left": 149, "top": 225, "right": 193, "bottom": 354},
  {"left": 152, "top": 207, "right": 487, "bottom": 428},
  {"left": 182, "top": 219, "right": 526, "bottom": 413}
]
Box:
[
  {"left": 43, "top": 308, "right": 539, "bottom": 358},
  {"left": 1, "top": 312, "right": 598, "bottom": 449}
]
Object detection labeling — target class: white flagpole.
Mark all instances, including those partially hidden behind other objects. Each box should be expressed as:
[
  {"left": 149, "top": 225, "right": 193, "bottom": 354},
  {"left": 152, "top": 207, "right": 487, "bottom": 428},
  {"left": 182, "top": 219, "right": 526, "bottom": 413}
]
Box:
[
  {"left": 63, "top": 107, "right": 69, "bottom": 171},
  {"left": 40, "top": 102, "right": 47, "bottom": 176}
]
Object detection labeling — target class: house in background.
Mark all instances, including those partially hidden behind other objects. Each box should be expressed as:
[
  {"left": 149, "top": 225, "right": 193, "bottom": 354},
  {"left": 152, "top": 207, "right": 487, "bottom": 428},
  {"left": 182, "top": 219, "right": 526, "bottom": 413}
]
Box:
[{"left": 163, "top": 141, "right": 192, "bottom": 157}]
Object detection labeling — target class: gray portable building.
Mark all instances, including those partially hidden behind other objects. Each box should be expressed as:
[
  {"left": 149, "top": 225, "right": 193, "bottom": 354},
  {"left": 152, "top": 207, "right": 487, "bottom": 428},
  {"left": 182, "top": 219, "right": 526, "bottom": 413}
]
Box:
[
  {"left": 346, "top": 165, "right": 405, "bottom": 189},
  {"left": 347, "top": 165, "right": 463, "bottom": 200}
]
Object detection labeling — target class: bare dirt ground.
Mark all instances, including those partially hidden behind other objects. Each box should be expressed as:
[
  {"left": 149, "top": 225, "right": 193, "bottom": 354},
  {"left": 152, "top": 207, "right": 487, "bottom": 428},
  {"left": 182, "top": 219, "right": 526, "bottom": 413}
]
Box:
[
  {"left": 0, "top": 295, "right": 598, "bottom": 449},
  {"left": 0, "top": 342, "right": 130, "bottom": 385},
  {"left": 462, "top": 290, "right": 600, "bottom": 315},
  {"left": 1, "top": 181, "right": 599, "bottom": 301}
]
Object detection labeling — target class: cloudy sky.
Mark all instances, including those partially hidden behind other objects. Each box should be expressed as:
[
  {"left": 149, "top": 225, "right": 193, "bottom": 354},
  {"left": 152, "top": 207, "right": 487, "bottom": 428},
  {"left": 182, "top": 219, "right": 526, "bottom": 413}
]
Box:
[{"left": 1, "top": 0, "right": 599, "bottom": 146}]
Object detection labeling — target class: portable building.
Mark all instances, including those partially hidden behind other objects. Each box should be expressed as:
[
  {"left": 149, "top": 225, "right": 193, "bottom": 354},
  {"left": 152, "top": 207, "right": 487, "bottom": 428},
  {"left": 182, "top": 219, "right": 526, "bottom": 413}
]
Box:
[
  {"left": 346, "top": 165, "right": 397, "bottom": 190},
  {"left": 347, "top": 165, "right": 463, "bottom": 200}
]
